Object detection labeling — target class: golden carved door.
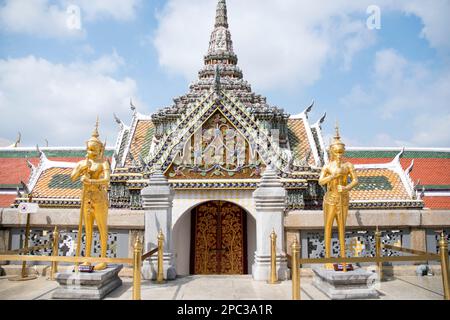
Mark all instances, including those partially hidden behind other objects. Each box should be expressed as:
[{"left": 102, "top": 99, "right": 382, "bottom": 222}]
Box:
[{"left": 190, "top": 201, "right": 247, "bottom": 275}]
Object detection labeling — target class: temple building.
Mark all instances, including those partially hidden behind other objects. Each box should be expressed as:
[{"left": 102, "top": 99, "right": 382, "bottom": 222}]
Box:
[{"left": 0, "top": 0, "right": 449, "bottom": 280}]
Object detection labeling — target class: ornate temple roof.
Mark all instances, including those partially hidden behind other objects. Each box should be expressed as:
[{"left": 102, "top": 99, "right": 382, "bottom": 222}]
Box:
[
  {"left": 150, "top": 0, "right": 286, "bottom": 126},
  {"left": 288, "top": 102, "right": 326, "bottom": 167},
  {"left": 0, "top": 146, "right": 113, "bottom": 208},
  {"left": 112, "top": 0, "right": 319, "bottom": 181},
  {"left": 346, "top": 148, "right": 450, "bottom": 209},
  {"left": 113, "top": 110, "right": 154, "bottom": 168},
  {"left": 349, "top": 150, "right": 423, "bottom": 209}
]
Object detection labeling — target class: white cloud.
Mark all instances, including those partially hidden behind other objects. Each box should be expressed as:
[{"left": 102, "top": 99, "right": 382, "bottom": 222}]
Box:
[
  {"left": 0, "top": 0, "right": 141, "bottom": 38},
  {"left": 73, "top": 0, "right": 141, "bottom": 22},
  {"left": 74, "top": 50, "right": 125, "bottom": 75},
  {"left": 154, "top": 0, "right": 376, "bottom": 91},
  {"left": 0, "top": 55, "right": 140, "bottom": 146},
  {"left": 341, "top": 49, "right": 450, "bottom": 147},
  {"left": 398, "top": 0, "right": 450, "bottom": 52},
  {"left": 0, "top": 137, "right": 12, "bottom": 147},
  {"left": 0, "top": 0, "right": 82, "bottom": 38},
  {"left": 412, "top": 114, "right": 450, "bottom": 147},
  {"left": 153, "top": 0, "right": 450, "bottom": 91}
]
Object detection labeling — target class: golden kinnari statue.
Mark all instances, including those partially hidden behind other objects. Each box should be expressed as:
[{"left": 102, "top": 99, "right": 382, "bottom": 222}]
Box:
[
  {"left": 71, "top": 119, "right": 111, "bottom": 271},
  {"left": 319, "top": 124, "right": 358, "bottom": 271}
]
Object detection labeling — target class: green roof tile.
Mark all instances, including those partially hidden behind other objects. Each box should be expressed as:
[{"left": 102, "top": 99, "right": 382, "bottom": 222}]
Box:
[
  {"left": 418, "top": 184, "right": 450, "bottom": 190},
  {"left": 140, "top": 126, "right": 155, "bottom": 158},
  {"left": 48, "top": 174, "right": 82, "bottom": 189},
  {"left": 354, "top": 176, "right": 393, "bottom": 191},
  {"left": 0, "top": 149, "right": 114, "bottom": 159},
  {"left": 346, "top": 150, "right": 450, "bottom": 159}
]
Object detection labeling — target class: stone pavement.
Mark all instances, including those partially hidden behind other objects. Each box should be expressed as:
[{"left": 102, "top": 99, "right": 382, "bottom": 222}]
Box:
[{"left": 0, "top": 275, "right": 445, "bottom": 300}]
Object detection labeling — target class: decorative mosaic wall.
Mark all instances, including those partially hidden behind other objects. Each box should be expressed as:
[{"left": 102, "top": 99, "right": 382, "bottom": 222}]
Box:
[
  {"left": 300, "top": 182, "right": 324, "bottom": 210},
  {"left": 110, "top": 183, "right": 131, "bottom": 208},
  {"left": 10, "top": 229, "right": 129, "bottom": 264},
  {"left": 426, "top": 229, "right": 450, "bottom": 256},
  {"left": 301, "top": 229, "right": 408, "bottom": 259}
]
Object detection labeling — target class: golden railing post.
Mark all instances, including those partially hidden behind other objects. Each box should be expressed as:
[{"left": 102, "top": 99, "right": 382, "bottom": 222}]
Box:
[
  {"left": 268, "top": 230, "right": 278, "bottom": 284},
  {"left": 375, "top": 226, "right": 383, "bottom": 281},
  {"left": 21, "top": 212, "right": 31, "bottom": 279},
  {"left": 157, "top": 230, "right": 165, "bottom": 284},
  {"left": 439, "top": 232, "right": 449, "bottom": 300},
  {"left": 291, "top": 237, "right": 300, "bottom": 300},
  {"left": 51, "top": 226, "right": 59, "bottom": 280},
  {"left": 132, "top": 237, "right": 143, "bottom": 300}
]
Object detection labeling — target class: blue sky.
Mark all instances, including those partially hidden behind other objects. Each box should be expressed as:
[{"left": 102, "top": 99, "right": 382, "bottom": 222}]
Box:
[{"left": 0, "top": 0, "right": 449, "bottom": 148}]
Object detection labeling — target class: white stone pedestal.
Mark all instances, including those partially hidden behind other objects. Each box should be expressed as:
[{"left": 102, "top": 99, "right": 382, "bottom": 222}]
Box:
[
  {"left": 52, "top": 265, "right": 123, "bottom": 300},
  {"left": 312, "top": 266, "right": 380, "bottom": 300}
]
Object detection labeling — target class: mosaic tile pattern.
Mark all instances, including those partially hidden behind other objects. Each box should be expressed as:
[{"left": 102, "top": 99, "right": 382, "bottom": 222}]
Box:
[
  {"left": 434, "top": 233, "right": 450, "bottom": 255},
  {"left": 48, "top": 174, "right": 81, "bottom": 189},
  {"left": 17, "top": 229, "right": 119, "bottom": 258},
  {"left": 350, "top": 169, "right": 411, "bottom": 201},
  {"left": 33, "top": 168, "right": 81, "bottom": 199},
  {"left": 127, "top": 120, "right": 154, "bottom": 166},
  {"left": 287, "top": 118, "right": 315, "bottom": 166},
  {"left": 305, "top": 229, "right": 405, "bottom": 258}
]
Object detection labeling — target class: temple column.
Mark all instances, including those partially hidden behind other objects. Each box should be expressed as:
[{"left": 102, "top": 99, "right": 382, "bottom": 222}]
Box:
[
  {"left": 252, "top": 167, "right": 289, "bottom": 281},
  {"left": 141, "top": 168, "right": 176, "bottom": 280}
]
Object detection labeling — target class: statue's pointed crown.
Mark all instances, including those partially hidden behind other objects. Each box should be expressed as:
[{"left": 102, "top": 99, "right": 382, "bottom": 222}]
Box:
[
  {"left": 87, "top": 117, "right": 104, "bottom": 148},
  {"left": 330, "top": 121, "right": 345, "bottom": 148}
]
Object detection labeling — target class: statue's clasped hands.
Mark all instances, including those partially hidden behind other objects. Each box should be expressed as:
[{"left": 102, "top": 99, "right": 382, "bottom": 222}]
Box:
[
  {"left": 80, "top": 175, "right": 93, "bottom": 185},
  {"left": 331, "top": 171, "right": 347, "bottom": 193}
]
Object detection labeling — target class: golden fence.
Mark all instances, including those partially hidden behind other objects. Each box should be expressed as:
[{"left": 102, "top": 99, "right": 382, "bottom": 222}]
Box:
[
  {"left": 0, "top": 227, "right": 166, "bottom": 300},
  {"left": 288, "top": 231, "right": 450, "bottom": 300}
]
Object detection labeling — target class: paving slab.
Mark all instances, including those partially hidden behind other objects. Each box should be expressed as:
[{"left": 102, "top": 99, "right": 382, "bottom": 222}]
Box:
[{"left": 0, "top": 275, "right": 446, "bottom": 300}]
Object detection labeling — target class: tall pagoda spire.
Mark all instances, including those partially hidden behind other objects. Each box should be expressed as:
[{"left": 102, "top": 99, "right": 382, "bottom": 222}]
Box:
[
  {"left": 215, "top": 0, "right": 229, "bottom": 28},
  {"left": 201, "top": 0, "right": 241, "bottom": 80}
]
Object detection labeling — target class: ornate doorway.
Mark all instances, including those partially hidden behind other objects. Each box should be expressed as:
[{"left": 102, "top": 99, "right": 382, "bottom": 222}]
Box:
[{"left": 190, "top": 201, "right": 247, "bottom": 275}]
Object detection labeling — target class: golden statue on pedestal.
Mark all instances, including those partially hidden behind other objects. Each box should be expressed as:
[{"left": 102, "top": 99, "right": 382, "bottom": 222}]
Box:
[
  {"left": 71, "top": 119, "right": 111, "bottom": 271},
  {"left": 319, "top": 124, "right": 358, "bottom": 271}
]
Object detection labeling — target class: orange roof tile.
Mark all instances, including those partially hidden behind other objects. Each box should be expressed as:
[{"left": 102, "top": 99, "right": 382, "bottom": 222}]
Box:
[
  {"left": 0, "top": 194, "right": 17, "bottom": 208},
  {"left": 346, "top": 158, "right": 450, "bottom": 187},
  {"left": 423, "top": 196, "right": 450, "bottom": 210},
  {"left": 287, "top": 119, "right": 315, "bottom": 166},
  {"left": 350, "top": 168, "right": 411, "bottom": 201},
  {"left": 127, "top": 120, "right": 154, "bottom": 165},
  {"left": 0, "top": 157, "right": 82, "bottom": 186},
  {"left": 33, "top": 168, "right": 81, "bottom": 199}
]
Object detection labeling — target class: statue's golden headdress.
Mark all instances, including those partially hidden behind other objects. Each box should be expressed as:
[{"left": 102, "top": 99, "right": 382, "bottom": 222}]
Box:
[
  {"left": 330, "top": 121, "right": 345, "bottom": 149},
  {"left": 86, "top": 117, "right": 104, "bottom": 150}
]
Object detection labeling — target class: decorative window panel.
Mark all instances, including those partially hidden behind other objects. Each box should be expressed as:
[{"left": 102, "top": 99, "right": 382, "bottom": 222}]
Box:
[
  {"left": 301, "top": 229, "right": 409, "bottom": 263},
  {"left": 10, "top": 229, "right": 129, "bottom": 265}
]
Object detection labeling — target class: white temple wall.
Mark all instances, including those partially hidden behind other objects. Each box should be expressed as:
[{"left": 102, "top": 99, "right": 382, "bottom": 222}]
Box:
[
  {"left": 173, "top": 209, "right": 192, "bottom": 276},
  {"left": 247, "top": 213, "right": 256, "bottom": 271}
]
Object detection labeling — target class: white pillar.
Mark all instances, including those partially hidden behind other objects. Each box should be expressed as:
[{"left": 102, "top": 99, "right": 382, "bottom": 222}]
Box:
[
  {"left": 252, "top": 166, "right": 289, "bottom": 281},
  {"left": 141, "top": 168, "right": 176, "bottom": 280}
]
